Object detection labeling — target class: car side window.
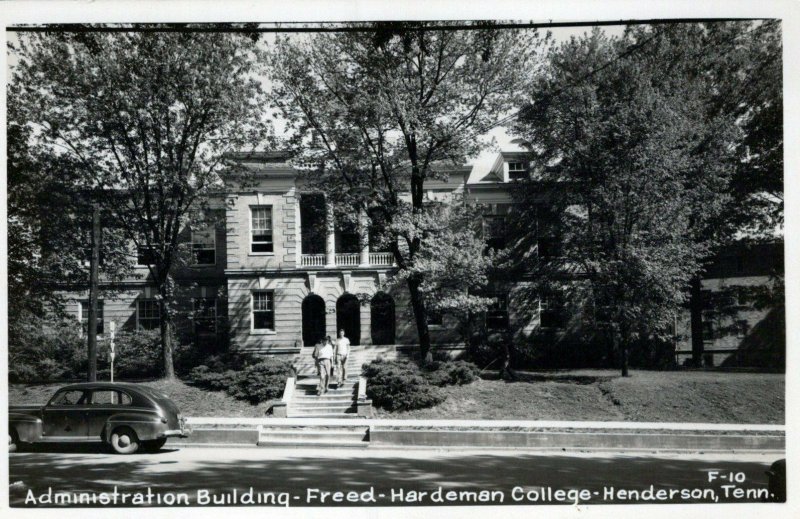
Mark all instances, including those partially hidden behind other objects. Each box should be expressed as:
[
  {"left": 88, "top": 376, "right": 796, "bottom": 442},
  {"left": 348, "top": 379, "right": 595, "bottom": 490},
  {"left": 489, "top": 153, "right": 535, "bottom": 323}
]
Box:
[
  {"left": 91, "top": 390, "right": 132, "bottom": 405},
  {"left": 49, "top": 390, "right": 87, "bottom": 406}
]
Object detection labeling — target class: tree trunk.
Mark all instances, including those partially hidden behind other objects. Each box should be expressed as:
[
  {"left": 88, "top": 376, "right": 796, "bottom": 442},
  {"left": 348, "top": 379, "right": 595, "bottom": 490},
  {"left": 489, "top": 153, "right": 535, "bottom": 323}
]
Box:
[
  {"left": 620, "top": 341, "right": 629, "bottom": 377},
  {"left": 407, "top": 275, "right": 432, "bottom": 363},
  {"left": 499, "top": 336, "right": 517, "bottom": 380},
  {"left": 689, "top": 275, "right": 704, "bottom": 367},
  {"left": 612, "top": 327, "right": 630, "bottom": 377},
  {"left": 159, "top": 298, "right": 176, "bottom": 380}
]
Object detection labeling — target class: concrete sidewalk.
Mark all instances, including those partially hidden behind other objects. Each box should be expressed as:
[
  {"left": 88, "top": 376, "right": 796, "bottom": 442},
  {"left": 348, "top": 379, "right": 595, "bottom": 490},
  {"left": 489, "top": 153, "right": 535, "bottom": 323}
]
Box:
[{"left": 167, "top": 417, "right": 785, "bottom": 453}]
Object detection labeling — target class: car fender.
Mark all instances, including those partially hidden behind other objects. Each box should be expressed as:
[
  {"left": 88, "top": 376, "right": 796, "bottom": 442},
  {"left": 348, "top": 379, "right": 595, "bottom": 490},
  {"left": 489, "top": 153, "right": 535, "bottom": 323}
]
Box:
[
  {"left": 103, "top": 412, "right": 165, "bottom": 443},
  {"left": 9, "top": 413, "right": 43, "bottom": 443}
]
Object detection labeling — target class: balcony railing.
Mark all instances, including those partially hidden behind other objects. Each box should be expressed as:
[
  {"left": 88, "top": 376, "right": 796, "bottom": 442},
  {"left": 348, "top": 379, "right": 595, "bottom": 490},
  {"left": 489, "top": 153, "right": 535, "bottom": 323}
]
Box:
[
  {"left": 335, "top": 253, "right": 360, "bottom": 267},
  {"left": 369, "top": 252, "right": 394, "bottom": 266},
  {"left": 299, "top": 252, "right": 396, "bottom": 268},
  {"left": 300, "top": 254, "right": 325, "bottom": 267}
]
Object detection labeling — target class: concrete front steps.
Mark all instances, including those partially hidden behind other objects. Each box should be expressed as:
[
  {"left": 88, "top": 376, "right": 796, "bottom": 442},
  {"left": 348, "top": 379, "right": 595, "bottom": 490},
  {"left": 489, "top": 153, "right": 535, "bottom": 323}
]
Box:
[
  {"left": 288, "top": 377, "right": 360, "bottom": 418},
  {"left": 287, "top": 345, "right": 404, "bottom": 418},
  {"left": 257, "top": 424, "right": 369, "bottom": 448},
  {"left": 292, "top": 345, "right": 403, "bottom": 378}
]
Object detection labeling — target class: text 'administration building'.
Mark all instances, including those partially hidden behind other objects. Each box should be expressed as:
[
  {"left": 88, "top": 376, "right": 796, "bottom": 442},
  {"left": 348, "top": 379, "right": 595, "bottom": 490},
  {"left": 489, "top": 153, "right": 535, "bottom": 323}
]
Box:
[{"left": 62, "top": 149, "right": 783, "bottom": 367}]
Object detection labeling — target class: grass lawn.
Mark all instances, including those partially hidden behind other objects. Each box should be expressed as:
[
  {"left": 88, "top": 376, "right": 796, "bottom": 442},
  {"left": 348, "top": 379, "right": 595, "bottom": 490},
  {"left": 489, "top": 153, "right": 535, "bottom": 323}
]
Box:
[
  {"left": 8, "top": 370, "right": 784, "bottom": 424},
  {"left": 373, "top": 370, "right": 785, "bottom": 424}
]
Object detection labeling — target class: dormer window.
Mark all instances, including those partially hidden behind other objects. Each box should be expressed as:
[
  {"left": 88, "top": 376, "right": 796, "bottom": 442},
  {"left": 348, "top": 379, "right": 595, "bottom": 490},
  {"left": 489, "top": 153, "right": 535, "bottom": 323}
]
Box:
[{"left": 508, "top": 161, "right": 528, "bottom": 181}]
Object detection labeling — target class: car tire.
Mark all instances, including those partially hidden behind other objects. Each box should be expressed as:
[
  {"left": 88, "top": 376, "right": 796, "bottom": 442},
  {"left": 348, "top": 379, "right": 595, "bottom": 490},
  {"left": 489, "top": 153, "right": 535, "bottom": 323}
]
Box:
[
  {"left": 110, "top": 427, "right": 140, "bottom": 454},
  {"left": 143, "top": 438, "right": 168, "bottom": 452}
]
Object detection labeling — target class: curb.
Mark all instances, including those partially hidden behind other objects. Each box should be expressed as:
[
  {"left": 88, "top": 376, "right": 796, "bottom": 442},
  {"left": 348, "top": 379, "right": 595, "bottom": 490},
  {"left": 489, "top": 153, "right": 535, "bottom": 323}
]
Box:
[{"left": 168, "top": 418, "right": 785, "bottom": 453}]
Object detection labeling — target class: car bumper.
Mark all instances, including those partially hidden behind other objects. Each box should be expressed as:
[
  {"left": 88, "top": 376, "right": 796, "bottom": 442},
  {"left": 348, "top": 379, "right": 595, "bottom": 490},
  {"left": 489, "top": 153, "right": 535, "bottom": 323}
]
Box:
[{"left": 162, "top": 427, "right": 191, "bottom": 438}]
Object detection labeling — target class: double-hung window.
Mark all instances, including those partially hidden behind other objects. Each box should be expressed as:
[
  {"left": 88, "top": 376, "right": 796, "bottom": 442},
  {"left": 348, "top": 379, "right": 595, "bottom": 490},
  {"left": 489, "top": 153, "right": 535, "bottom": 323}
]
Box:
[
  {"left": 137, "top": 300, "right": 160, "bottom": 330},
  {"left": 251, "top": 206, "right": 274, "bottom": 253},
  {"left": 540, "top": 300, "right": 566, "bottom": 330},
  {"left": 483, "top": 215, "right": 507, "bottom": 251},
  {"left": 191, "top": 226, "right": 216, "bottom": 265},
  {"left": 486, "top": 294, "right": 510, "bottom": 330},
  {"left": 508, "top": 161, "right": 528, "bottom": 181},
  {"left": 427, "top": 309, "right": 444, "bottom": 326},
  {"left": 252, "top": 291, "right": 275, "bottom": 330},
  {"left": 79, "top": 300, "right": 105, "bottom": 335},
  {"left": 194, "top": 297, "right": 217, "bottom": 334}
]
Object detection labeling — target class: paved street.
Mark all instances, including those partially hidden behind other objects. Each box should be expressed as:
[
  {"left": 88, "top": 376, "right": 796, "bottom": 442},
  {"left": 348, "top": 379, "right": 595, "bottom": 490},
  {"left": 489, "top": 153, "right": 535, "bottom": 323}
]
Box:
[{"left": 9, "top": 445, "right": 783, "bottom": 507}]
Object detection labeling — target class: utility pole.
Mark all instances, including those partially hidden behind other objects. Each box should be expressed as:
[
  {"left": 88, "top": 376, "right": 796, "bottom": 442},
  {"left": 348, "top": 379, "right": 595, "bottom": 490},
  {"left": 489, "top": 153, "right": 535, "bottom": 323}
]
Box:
[{"left": 87, "top": 204, "right": 100, "bottom": 382}]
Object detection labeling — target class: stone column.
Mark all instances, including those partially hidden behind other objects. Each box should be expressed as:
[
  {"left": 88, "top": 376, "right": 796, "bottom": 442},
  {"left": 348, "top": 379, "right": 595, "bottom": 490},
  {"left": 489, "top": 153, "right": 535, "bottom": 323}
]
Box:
[
  {"left": 325, "top": 198, "right": 336, "bottom": 267},
  {"left": 359, "top": 207, "right": 370, "bottom": 267},
  {"left": 294, "top": 189, "right": 302, "bottom": 266}
]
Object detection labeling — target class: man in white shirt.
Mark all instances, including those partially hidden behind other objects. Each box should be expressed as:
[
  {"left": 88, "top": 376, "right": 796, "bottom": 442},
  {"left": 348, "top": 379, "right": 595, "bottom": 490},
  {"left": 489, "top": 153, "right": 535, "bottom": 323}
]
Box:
[
  {"left": 335, "top": 329, "right": 351, "bottom": 386},
  {"left": 313, "top": 336, "right": 334, "bottom": 395}
]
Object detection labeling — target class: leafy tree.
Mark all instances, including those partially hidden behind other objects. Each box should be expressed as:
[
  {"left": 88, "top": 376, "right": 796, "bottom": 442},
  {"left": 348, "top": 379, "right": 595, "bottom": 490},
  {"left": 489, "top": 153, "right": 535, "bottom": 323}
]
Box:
[
  {"left": 269, "top": 22, "right": 547, "bottom": 360},
  {"left": 508, "top": 27, "right": 740, "bottom": 375},
  {"left": 620, "top": 22, "right": 783, "bottom": 365},
  {"left": 7, "top": 68, "right": 132, "bottom": 351},
  {"left": 10, "top": 27, "right": 271, "bottom": 378},
  {"left": 388, "top": 197, "right": 495, "bottom": 344}
]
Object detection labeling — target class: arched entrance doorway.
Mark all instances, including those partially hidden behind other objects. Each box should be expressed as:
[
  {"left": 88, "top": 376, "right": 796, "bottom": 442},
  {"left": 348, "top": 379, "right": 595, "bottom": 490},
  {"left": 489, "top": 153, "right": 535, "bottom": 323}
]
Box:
[
  {"left": 371, "top": 292, "right": 395, "bottom": 345},
  {"left": 336, "top": 293, "right": 361, "bottom": 346},
  {"left": 302, "top": 294, "right": 326, "bottom": 347}
]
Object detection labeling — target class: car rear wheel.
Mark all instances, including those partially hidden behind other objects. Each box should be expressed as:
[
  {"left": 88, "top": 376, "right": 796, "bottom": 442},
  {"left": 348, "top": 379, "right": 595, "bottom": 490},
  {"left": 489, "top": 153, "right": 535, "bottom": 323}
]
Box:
[
  {"left": 9, "top": 430, "right": 19, "bottom": 453},
  {"left": 110, "top": 427, "right": 140, "bottom": 454},
  {"left": 143, "top": 438, "right": 168, "bottom": 452}
]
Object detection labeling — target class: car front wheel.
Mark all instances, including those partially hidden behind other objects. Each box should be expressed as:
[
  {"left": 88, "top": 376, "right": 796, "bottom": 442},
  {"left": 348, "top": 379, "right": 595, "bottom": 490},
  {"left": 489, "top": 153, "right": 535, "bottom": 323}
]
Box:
[{"left": 110, "top": 427, "right": 140, "bottom": 454}]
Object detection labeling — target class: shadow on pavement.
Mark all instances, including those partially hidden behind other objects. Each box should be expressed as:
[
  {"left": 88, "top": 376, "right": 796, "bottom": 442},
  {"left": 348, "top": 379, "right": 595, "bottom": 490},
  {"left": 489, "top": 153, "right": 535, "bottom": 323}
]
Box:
[{"left": 9, "top": 449, "right": 780, "bottom": 506}]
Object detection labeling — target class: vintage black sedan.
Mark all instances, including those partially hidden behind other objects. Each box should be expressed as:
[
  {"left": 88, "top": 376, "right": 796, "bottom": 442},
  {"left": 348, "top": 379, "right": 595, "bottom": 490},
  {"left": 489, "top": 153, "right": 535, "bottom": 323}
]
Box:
[{"left": 9, "top": 382, "right": 190, "bottom": 454}]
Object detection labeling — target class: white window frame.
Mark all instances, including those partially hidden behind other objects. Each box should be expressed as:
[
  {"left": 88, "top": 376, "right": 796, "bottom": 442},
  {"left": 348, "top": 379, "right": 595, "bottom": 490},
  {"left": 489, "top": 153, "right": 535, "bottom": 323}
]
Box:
[
  {"left": 251, "top": 290, "right": 276, "bottom": 333},
  {"left": 191, "top": 226, "right": 216, "bottom": 266},
  {"left": 250, "top": 205, "right": 274, "bottom": 255},
  {"left": 508, "top": 161, "right": 528, "bottom": 181},
  {"left": 193, "top": 297, "right": 218, "bottom": 335},
  {"left": 136, "top": 299, "right": 161, "bottom": 330}
]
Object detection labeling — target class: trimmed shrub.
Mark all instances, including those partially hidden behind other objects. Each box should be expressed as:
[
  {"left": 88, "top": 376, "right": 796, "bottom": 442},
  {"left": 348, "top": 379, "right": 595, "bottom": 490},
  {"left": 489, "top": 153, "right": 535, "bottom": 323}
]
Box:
[
  {"left": 190, "top": 354, "right": 294, "bottom": 405},
  {"left": 227, "top": 360, "right": 296, "bottom": 404},
  {"left": 422, "top": 360, "right": 479, "bottom": 387},
  {"left": 362, "top": 359, "right": 444, "bottom": 411},
  {"left": 188, "top": 365, "right": 238, "bottom": 392}
]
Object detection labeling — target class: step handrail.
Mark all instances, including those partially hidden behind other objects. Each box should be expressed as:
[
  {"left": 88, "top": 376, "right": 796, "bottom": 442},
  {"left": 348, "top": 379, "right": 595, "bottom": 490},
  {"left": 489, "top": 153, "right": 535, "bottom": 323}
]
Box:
[
  {"left": 356, "top": 376, "right": 373, "bottom": 417},
  {"left": 272, "top": 376, "right": 295, "bottom": 418}
]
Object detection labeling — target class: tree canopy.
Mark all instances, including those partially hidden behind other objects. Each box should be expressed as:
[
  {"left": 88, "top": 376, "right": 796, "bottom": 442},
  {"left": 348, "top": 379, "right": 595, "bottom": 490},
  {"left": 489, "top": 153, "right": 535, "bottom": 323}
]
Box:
[
  {"left": 269, "top": 22, "right": 548, "bottom": 358},
  {"left": 507, "top": 24, "right": 767, "bottom": 375},
  {"left": 9, "top": 28, "right": 271, "bottom": 377}
]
